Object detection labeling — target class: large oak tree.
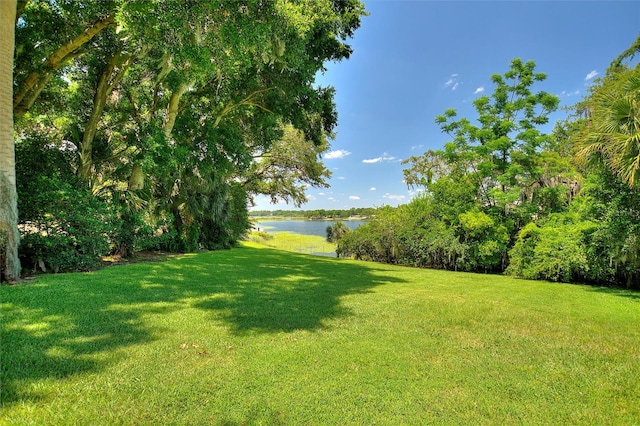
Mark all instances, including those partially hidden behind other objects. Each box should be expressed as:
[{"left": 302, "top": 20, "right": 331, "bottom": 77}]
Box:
[{"left": 4, "top": 0, "right": 366, "bottom": 273}]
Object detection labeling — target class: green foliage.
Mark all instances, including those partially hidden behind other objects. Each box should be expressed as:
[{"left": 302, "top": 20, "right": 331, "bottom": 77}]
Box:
[
  {"left": 336, "top": 199, "right": 466, "bottom": 268},
  {"left": 242, "top": 125, "right": 331, "bottom": 208},
  {"left": 407, "top": 58, "right": 562, "bottom": 219},
  {"left": 337, "top": 206, "right": 400, "bottom": 262},
  {"left": 9, "top": 0, "right": 367, "bottom": 272},
  {"left": 15, "top": 134, "right": 115, "bottom": 272},
  {"left": 325, "top": 220, "right": 350, "bottom": 243},
  {"left": 507, "top": 163, "right": 640, "bottom": 287},
  {"left": 507, "top": 214, "right": 595, "bottom": 282},
  {"left": 393, "top": 196, "right": 466, "bottom": 270},
  {"left": 575, "top": 61, "right": 640, "bottom": 187},
  {"left": 111, "top": 199, "right": 146, "bottom": 257},
  {"left": 17, "top": 190, "right": 113, "bottom": 273},
  {"left": 198, "top": 183, "right": 251, "bottom": 250},
  {"left": 134, "top": 216, "right": 182, "bottom": 253},
  {"left": 357, "top": 55, "right": 639, "bottom": 287},
  {"left": 337, "top": 223, "right": 384, "bottom": 261},
  {"left": 338, "top": 48, "right": 639, "bottom": 289},
  {"left": 458, "top": 209, "right": 510, "bottom": 271},
  {"left": 336, "top": 194, "right": 509, "bottom": 272},
  {"left": 363, "top": 55, "right": 568, "bottom": 274},
  {"left": 579, "top": 166, "right": 640, "bottom": 287},
  {"left": 394, "top": 59, "right": 611, "bottom": 282}
]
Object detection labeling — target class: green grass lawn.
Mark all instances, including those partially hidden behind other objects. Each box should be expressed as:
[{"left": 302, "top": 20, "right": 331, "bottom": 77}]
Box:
[
  {"left": 247, "top": 230, "right": 337, "bottom": 256},
  {"left": 2, "top": 243, "right": 639, "bottom": 425}
]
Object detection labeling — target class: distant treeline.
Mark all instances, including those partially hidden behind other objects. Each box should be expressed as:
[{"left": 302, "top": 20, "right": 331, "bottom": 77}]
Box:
[{"left": 250, "top": 208, "right": 377, "bottom": 219}]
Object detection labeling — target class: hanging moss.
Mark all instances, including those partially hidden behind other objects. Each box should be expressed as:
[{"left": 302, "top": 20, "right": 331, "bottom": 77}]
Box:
[{"left": 128, "top": 164, "right": 144, "bottom": 191}]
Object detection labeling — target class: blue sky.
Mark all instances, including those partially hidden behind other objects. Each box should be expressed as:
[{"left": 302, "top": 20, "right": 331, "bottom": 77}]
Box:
[{"left": 251, "top": 0, "right": 640, "bottom": 211}]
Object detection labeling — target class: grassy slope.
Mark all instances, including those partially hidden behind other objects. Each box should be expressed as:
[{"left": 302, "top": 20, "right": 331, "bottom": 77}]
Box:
[
  {"left": 1, "top": 243, "right": 639, "bottom": 425},
  {"left": 247, "top": 230, "right": 337, "bottom": 256}
]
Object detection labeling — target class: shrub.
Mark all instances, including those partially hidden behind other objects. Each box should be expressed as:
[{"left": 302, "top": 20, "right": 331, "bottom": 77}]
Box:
[
  {"left": 336, "top": 225, "right": 379, "bottom": 260},
  {"left": 326, "top": 221, "right": 350, "bottom": 243},
  {"left": 336, "top": 207, "right": 401, "bottom": 262},
  {"left": 458, "top": 209, "right": 510, "bottom": 272},
  {"left": 397, "top": 219, "right": 466, "bottom": 270},
  {"left": 507, "top": 214, "right": 594, "bottom": 282},
  {"left": 16, "top": 133, "right": 115, "bottom": 272},
  {"left": 18, "top": 191, "right": 114, "bottom": 273}
]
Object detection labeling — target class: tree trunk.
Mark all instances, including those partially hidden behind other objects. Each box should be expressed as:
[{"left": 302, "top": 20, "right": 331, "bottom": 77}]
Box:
[
  {"left": 0, "top": 0, "right": 21, "bottom": 282},
  {"left": 78, "top": 51, "right": 133, "bottom": 184},
  {"left": 162, "top": 82, "right": 190, "bottom": 138}
]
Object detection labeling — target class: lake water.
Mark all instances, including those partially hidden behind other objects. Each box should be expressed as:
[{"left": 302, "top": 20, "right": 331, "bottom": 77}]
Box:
[{"left": 255, "top": 219, "right": 365, "bottom": 237}]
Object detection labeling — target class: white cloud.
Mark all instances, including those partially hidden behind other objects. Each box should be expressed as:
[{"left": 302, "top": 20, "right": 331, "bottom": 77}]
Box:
[
  {"left": 328, "top": 197, "right": 336, "bottom": 201},
  {"left": 363, "top": 157, "right": 382, "bottom": 164},
  {"left": 318, "top": 192, "right": 325, "bottom": 196},
  {"left": 585, "top": 70, "right": 598, "bottom": 81},
  {"left": 445, "top": 73, "right": 460, "bottom": 91},
  {"left": 349, "top": 195, "right": 360, "bottom": 200},
  {"left": 362, "top": 153, "right": 396, "bottom": 164},
  {"left": 370, "top": 187, "right": 376, "bottom": 191},
  {"left": 383, "top": 193, "right": 406, "bottom": 201},
  {"left": 560, "top": 90, "right": 581, "bottom": 97},
  {"left": 411, "top": 144, "right": 424, "bottom": 151},
  {"left": 324, "top": 149, "right": 351, "bottom": 159},
  {"left": 474, "top": 87, "right": 484, "bottom": 94},
  {"left": 337, "top": 176, "right": 345, "bottom": 180}
]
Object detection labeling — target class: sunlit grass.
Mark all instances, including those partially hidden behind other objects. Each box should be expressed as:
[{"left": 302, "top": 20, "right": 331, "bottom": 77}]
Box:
[
  {"left": 247, "top": 230, "right": 336, "bottom": 256},
  {"left": 1, "top": 244, "right": 639, "bottom": 424}
]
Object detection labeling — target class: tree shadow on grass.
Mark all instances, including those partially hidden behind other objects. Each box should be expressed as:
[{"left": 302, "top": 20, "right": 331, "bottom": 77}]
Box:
[
  {"left": 0, "top": 245, "right": 403, "bottom": 406},
  {"left": 587, "top": 285, "right": 640, "bottom": 301},
  {"left": 191, "top": 247, "right": 402, "bottom": 334}
]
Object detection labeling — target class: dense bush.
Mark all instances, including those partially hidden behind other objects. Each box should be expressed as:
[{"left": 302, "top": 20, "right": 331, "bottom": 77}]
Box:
[
  {"left": 578, "top": 168, "right": 640, "bottom": 287},
  {"left": 506, "top": 214, "right": 594, "bottom": 282},
  {"left": 16, "top": 134, "right": 115, "bottom": 272},
  {"left": 326, "top": 221, "right": 350, "bottom": 243},
  {"left": 457, "top": 210, "right": 510, "bottom": 272},
  {"left": 336, "top": 224, "right": 383, "bottom": 261},
  {"left": 337, "top": 206, "right": 402, "bottom": 263},
  {"left": 17, "top": 186, "right": 114, "bottom": 273},
  {"left": 396, "top": 218, "right": 466, "bottom": 270},
  {"left": 14, "top": 131, "right": 253, "bottom": 273},
  {"left": 337, "top": 195, "right": 511, "bottom": 273},
  {"left": 335, "top": 53, "right": 640, "bottom": 288}
]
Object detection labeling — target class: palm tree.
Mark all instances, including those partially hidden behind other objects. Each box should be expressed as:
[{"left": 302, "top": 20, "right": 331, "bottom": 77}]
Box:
[
  {"left": 0, "top": 0, "right": 21, "bottom": 282},
  {"left": 576, "top": 65, "right": 640, "bottom": 188}
]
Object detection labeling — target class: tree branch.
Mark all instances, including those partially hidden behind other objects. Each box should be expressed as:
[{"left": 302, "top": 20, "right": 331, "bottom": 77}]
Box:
[
  {"left": 78, "top": 51, "right": 134, "bottom": 183},
  {"left": 14, "top": 14, "right": 114, "bottom": 119},
  {"left": 212, "top": 88, "right": 274, "bottom": 128}
]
